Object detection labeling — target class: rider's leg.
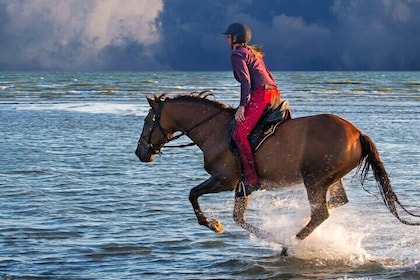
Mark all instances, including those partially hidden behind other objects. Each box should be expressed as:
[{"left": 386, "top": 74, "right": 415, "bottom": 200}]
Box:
[{"left": 233, "top": 87, "right": 270, "bottom": 189}]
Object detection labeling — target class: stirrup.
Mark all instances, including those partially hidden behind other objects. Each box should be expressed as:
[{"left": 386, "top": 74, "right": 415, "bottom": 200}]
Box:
[{"left": 235, "top": 181, "right": 261, "bottom": 198}]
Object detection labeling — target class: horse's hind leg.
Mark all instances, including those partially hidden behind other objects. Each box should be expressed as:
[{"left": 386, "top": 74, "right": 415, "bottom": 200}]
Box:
[
  {"left": 327, "top": 178, "right": 348, "bottom": 209},
  {"left": 296, "top": 183, "right": 329, "bottom": 240}
]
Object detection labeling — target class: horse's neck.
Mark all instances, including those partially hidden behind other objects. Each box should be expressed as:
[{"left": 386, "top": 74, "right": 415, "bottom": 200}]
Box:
[{"left": 169, "top": 103, "right": 231, "bottom": 150}]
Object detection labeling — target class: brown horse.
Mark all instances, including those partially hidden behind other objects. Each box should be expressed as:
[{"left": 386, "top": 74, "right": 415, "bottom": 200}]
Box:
[{"left": 135, "top": 92, "right": 419, "bottom": 242}]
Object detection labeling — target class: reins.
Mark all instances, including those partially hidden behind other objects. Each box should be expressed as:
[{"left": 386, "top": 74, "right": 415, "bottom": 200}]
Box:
[
  {"left": 165, "top": 109, "right": 224, "bottom": 148},
  {"left": 141, "top": 95, "right": 224, "bottom": 150}
]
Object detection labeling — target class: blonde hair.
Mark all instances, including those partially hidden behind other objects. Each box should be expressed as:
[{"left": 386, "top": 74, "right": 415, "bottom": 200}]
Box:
[{"left": 247, "top": 44, "right": 265, "bottom": 58}]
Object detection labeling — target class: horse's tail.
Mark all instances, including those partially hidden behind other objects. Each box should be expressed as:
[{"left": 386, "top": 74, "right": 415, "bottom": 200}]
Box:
[{"left": 358, "top": 133, "right": 420, "bottom": 225}]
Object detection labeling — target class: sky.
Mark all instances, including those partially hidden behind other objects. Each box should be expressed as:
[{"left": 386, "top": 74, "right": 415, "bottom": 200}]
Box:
[{"left": 0, "top": 0, "right": 419, "bottom": 71}]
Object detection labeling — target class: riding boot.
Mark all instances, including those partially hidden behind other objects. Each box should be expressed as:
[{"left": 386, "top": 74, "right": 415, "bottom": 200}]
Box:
[{"left": 235, "top": 181, "right": 261, "bottom": 197}]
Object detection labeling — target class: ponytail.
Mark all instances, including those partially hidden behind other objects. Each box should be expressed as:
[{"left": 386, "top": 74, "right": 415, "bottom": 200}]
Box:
[{"left": 247, "top": 45, "right": 265, "bottom": 58}]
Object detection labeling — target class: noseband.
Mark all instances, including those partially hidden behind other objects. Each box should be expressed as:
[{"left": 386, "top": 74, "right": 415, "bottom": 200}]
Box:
[{"left": 138, "top": 100, "right": 223, "bottom": 153}]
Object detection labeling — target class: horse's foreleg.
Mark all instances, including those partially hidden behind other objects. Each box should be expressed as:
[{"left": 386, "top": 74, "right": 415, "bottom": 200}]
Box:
[
  {"left": 189, "top": 177, "right": 230, "bottom": 234},
  {"left": 234, "top": 194, "right": 288, "bottom": 255},
  {"left": 233, "top": 196, "right": 272, "bottom": 239},
  {"left": 233, "top": 196, "right": 251, "bottom": 228}
]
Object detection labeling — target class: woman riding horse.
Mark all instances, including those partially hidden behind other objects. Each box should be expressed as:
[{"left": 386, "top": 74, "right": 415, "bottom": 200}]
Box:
[
  {"left": 135, "top": 93, "right": 420, "bottom": 244},
  {"left": 223, "top": 23, "right": 281, "bottom": 197}
]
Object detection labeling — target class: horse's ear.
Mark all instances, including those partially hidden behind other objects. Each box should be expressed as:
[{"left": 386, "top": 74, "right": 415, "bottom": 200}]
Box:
[{"left": 146, "top": 95, "right": 158, "bottom": 110}]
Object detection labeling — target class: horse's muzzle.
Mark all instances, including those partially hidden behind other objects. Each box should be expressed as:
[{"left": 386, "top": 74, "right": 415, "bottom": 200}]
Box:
[{"left": 135, "top": 146, "right": 155, "bottom": 162}]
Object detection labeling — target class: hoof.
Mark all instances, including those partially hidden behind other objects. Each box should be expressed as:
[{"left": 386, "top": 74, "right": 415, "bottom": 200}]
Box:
[
  {"left": 295, "top": 232, "right": 307, "bottom": 240},
  {"left": 209, "top": 219, "right": 224, "bottom": 234},
  {"left": 280, "top": 247, "right": 288, "bottom": 257}
]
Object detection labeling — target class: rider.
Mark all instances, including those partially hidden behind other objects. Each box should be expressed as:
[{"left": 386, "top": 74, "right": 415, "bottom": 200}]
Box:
[{"left": 223, "top": 23, "right": 281, "bottom": 197}]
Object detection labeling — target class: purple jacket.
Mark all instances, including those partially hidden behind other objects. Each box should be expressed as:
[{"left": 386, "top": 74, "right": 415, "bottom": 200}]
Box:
[{"left": 231, "top": 45, "right": 276, "bottom": 106}]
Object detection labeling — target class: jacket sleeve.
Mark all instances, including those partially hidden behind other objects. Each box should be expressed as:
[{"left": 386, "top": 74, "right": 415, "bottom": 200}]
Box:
[{"left": 231, "top": 52, "right": 251, "bottom": 106}]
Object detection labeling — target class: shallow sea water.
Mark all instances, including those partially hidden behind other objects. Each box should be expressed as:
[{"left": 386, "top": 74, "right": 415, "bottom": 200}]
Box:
[{"left": 0, "top": 71, "right": 419, "bottom": 279}]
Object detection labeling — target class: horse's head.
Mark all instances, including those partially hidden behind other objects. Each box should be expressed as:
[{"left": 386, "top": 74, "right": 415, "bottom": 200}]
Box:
[{"left": 135, "top": 94, "right": 174, "bottom": 162}]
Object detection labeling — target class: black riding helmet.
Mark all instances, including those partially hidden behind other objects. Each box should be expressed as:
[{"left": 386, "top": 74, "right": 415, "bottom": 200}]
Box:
[{"left": 222, "top": 23, "right": 252, "bottom": 44}]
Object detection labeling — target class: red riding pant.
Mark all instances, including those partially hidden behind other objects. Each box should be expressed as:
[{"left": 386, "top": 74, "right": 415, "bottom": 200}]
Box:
[{"left": 233, "top": 85, "right": 280, "bottom": 186}]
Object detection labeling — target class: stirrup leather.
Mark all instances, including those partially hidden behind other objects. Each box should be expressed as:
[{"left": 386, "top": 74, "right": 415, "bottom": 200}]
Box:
[{"left": 235, "top": 181, "right": 261, "bottom": 197}]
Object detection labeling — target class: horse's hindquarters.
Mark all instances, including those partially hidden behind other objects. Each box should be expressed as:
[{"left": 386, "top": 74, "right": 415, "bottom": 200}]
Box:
[{"left": 255, "top": 114, "right": 363, "bottom": 187}]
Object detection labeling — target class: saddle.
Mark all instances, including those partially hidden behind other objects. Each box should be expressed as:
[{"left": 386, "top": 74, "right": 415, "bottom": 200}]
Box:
[{"left": 229, "top": 100, "right": 292, "bottom": 155}]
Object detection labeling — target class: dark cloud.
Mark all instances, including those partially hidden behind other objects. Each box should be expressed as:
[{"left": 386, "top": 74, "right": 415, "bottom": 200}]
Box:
[
  {"left": 331, "top": 0, "right": 420, "bottom": 70},
  {"left": 0, "top": 0, "right": 166, "bottom": 71},
  {"left": 158, "top": 0, "right": 420, "bottom": 71},
  {"left": 0, "top": 0, "right": 419, "bottom": 71}
]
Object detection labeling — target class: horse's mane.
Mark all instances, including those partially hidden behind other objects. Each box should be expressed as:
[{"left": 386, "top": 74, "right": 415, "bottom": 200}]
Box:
[{"left": 155, "top": 91, "right": 236, "bottom": 113}]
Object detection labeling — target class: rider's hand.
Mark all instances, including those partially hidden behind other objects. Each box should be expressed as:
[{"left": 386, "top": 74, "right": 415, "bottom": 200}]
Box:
[{"left": 235, "top": 106, "right": 246, "bottom": 123}]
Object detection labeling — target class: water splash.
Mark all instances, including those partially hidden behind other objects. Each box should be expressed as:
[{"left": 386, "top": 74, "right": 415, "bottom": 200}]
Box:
[{"left": 249, "top": 191, "right": 371, "bottom": 265}]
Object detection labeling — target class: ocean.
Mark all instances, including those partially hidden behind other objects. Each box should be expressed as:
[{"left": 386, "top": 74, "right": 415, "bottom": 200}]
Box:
[{"left": 0, "top": 71, "right": 419, "bottom": 279}]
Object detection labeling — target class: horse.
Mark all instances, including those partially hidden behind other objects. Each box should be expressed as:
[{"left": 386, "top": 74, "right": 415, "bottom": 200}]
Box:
[{"left": 135, "top": 92, "right": 419, "bottom": 243}]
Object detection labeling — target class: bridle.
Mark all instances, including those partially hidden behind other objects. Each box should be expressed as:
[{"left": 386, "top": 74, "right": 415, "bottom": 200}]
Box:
[{"left": 137, "top": 99, "right": 224, "bottom": 153}]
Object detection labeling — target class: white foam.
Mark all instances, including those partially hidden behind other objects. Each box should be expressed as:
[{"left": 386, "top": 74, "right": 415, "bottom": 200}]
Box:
[
  {"left": 15, "top": 102, "right": 149, "bottom": 116},
  {"left": 248, "top": 190, "right": 371, "bottom": 264}
]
